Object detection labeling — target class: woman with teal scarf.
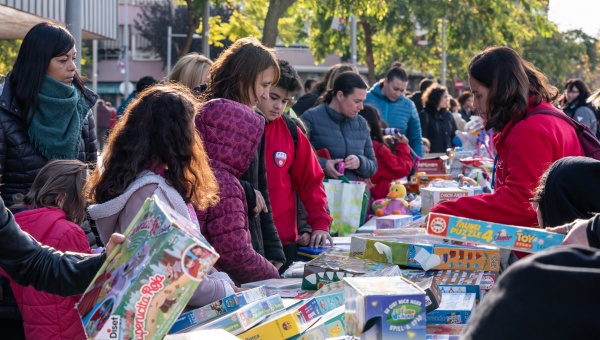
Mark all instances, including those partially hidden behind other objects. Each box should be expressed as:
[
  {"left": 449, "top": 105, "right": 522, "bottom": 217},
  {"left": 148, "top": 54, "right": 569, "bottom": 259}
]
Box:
[{"left": 0, "top": 22, "right": 98, "bottom": 339}]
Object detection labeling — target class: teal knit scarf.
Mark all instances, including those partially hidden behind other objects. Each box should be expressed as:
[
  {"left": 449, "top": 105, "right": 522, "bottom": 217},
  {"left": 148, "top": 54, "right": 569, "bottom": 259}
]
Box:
[{"left": 27, "top": 76, "right": 89, "bottom": 160}]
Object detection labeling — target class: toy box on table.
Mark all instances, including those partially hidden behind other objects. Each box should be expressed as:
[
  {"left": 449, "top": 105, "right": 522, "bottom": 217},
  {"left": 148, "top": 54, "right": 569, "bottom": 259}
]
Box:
[
  {"left": 401, "top": 270, "right": 483, "bottom": 302},
  {"left": 242, "top": 278, "right": 303, "bottom": 298},
  {"left": 77, "top": 197, "right": 218, "bottom": 340},
  {"left": 420, "top": 187, "right": 476, "bottom": 214},
  {"left": 409, "top": 174, "right": 454, "bottom": 193},
  {"left": 192, "top": 294, "right": 285, "bottom": 335},
  {"left": 349, "top": 235, "right": 501, "bottom": 272},
  {"left": 290, "top": 306, "right": 346, "bottom": 340},
  {"left": 297, "top": 246, "right": 328, "bottom": 261},
  {"left": 375, "top": 215, "right": 414, "bottom": 229},
  {"left": 302, "top": 252, "right": 401, "bottom": 290},
  {"left": 426, "top": 324, "right": 466, "bottom": 340},
  {"left": 169, "top": 285, "right": 268, "bottom": 334},
  {"left": 412, "top": 277, "right": 443, "bottom": 313},
  {"left": 237, "top": 297, "right": 323, "bottom": 340},
  {"left": 426, "top": 293, "right": 476, "bottom": 325},
  {"left": 426, "top": 213, "right": 565, "bottom": 252},
  {"left": 416, "top": 154, "right": 450, "bottom": 175},
  {"left": 344, "top": 276, "right": 427, "bottom": 340},
  {"left": 164, "top": 328, "right": 240, "bottom": 340}
]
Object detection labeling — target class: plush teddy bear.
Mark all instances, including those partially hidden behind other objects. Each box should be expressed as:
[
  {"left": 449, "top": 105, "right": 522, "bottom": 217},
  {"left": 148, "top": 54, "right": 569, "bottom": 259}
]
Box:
[{"left": 372, "top": 181, "right": 410, "bottom": 217}]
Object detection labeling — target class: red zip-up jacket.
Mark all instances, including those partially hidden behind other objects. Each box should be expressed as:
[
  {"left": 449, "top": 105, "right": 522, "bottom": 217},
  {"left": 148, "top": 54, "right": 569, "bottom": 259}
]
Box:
[
  {"left": 369, "top": 140, "right": 414, "bottom": 200},
  {"left": 265, "top": 116, "right": 332, "bottom": 245},
  {"left": 431, "top": 100, "right": 584, "bottom": 228}
]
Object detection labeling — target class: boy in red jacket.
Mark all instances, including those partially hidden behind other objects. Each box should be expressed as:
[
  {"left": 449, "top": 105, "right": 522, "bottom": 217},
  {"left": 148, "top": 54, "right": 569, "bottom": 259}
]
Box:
[{"left": 257, "top": 60, "right": 333, "bottom": 273}]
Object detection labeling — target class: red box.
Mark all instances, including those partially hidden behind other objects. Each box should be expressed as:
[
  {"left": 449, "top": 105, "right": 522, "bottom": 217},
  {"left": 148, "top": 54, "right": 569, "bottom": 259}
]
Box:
[{"left": 416, "top": 154, "right": 450, "bottom": 175}]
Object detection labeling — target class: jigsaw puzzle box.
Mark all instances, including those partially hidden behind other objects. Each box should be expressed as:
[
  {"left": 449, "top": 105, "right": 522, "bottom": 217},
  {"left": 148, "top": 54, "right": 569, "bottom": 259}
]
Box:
[{"left": 77, "top": 197, "right": 218, "bottom": 340}]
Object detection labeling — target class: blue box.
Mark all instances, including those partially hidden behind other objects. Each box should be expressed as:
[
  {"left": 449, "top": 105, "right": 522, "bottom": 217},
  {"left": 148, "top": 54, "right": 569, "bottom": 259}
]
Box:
[
  {"left": 297, "top": 246, "right": 328, "bottom": 261},
  {"left": 426, "top": 294, "right": 475, "bottom": 325},
  {"left": 344, "top": 276, "right": 426, "bottom": 340}
]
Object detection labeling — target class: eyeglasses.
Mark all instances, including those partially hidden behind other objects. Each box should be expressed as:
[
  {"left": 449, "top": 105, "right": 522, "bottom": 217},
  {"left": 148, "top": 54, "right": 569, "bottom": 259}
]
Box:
[{"left": 529, "top": 198, "right": 539, "bottom": 210}]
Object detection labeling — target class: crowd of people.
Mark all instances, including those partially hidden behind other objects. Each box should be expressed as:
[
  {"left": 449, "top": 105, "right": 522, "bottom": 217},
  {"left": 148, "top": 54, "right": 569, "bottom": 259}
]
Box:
[{"left": 1, "top": 21, "right": 600, "bottom": 339}]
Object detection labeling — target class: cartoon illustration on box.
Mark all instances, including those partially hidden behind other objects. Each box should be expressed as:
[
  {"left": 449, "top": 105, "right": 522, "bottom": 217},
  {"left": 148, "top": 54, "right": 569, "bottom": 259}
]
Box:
[{"left": 78, "top": 197, "right": 218, "bottom": 340}]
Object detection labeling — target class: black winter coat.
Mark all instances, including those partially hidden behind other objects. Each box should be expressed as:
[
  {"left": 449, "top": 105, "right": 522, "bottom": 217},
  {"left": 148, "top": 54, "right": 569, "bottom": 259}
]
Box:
[
  {"left": 0, "top": 77, "right": 98, "bottom": 208},
  {"left": 239, "top": 111, "right": 285, "bottom": 264},
  {"left": 419, "top": 107, "right": 458, "bottom": 153}
]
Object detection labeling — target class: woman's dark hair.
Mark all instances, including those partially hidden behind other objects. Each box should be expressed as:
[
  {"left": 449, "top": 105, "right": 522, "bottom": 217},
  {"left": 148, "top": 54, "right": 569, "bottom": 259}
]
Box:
[
  {"left": 449, "top": 98, "right": 459, "bottom": 112},
  {"left": 422, "top": 84, "right": 447, "bottom": 111},
  {"left": 324, "top": 72, "right": 367, "bottom": 104},
  {"left": 304, "top": 79, "right": 317, "bottom": 93},
  {"left": 12, "top": 160, "right": 88, "bottom": 224},
  {"left": 564, "top": 78, "right": 591, "bottom": 108},
  {"left": 468, "top": 46, "right": 558, "bottom": 132},
  {"left": 9, "top": 22, "right": 89, "bottom": 116},
  {"left": 385, "top": 61, "right": 408, "bottom": 82},
  {"left": 87, "top": 84, "right": 219, "bottom": 209},
  {"left": 358, "top": 105, "right": 384, "bottom": 144},
  {"left": 457, "top": 91, "right": 474, "bottom": 106},
  {"left": 204, "top": 37, "right": 280, "bottom": 106}
]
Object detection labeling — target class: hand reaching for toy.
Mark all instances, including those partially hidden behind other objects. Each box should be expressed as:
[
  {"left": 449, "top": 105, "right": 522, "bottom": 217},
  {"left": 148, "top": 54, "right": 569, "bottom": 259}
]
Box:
[
  {"left": 546, "top": 219, "right": 589, "bottom": 247},
  {"left": 458, "top": 174, "right": 478, "bottom": 186},
  {"left": 310, "top": 230, "right": 334, "bottom": 248},
  {"left": 344, "top": 155, "right": 360, "bottom": 170}
]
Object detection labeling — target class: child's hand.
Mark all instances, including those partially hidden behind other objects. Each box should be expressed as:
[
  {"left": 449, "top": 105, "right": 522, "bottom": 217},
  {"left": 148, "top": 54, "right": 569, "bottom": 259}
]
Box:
[
  {"left": 297, "top": 232, "right": 311, "bottom": 246},
  {"left": 310, "top": 230, "right": 334, "bottom": 248},
  {"left": 105, "top": 233, "right": 126, "bottom": 257}
]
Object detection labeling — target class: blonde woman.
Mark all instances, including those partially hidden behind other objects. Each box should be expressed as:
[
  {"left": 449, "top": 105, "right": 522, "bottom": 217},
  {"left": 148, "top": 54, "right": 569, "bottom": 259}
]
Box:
[{"left": 166, "top": 52, "right": 212, "bottom": 89}]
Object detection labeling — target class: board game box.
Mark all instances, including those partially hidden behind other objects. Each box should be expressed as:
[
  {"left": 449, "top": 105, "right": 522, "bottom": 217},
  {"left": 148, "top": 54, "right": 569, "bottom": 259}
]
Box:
[
  {"left": 77, "top": 196, "right": 219, "bottom": 340},
  {"left": 168, "top": 285, "right": 269, "bottom": 334}
]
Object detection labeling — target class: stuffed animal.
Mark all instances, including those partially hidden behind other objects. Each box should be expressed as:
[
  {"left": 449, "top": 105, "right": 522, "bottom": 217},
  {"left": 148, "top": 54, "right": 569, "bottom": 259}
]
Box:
[{"left": 372, "top": 181, "right": 410, "bottom": 217}]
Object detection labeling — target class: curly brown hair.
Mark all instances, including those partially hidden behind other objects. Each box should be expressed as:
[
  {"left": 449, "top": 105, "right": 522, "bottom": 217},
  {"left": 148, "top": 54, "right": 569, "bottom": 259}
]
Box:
[
  {"left": 204, "top": 37, "right": 279, "bottom": 106},
  {"left": 86, "top": 84, "right": 219, "bottom": 209}
]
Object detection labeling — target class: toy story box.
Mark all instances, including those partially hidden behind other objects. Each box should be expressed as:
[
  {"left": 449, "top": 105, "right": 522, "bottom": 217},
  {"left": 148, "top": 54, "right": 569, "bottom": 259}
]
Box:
[
  {"left": 427, "top": 213, "right": 565, "bottom": 252},
  {"left": 237, "top": 297, "right": 324, "bottom": 340},
  {"left": 349, "top": 235, "right": 501, "bottom": 272},
  {"left": 77, "top": 196, "right": 219, "bottom": 340},
  {"left": 169, "top": 285, "right": 269, "bottom": 334},
  {"left": 344, "top": 276, "right": 427, "bottom": 340},
  {"left": 302, "top": 252, "right": 401, "bottom": 291}
]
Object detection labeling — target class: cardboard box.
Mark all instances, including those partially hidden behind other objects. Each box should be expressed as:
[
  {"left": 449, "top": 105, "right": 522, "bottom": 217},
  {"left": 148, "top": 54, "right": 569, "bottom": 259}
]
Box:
[
  {"left": 297, "top": 246, "right": 328, "bottom": 261},
  {"left": 78, "top": 197, "right": 218, "bottom": 340},
  {"left": 412, "top": 277, "right": 443, "bottom": 313},
  {"left": 237, "top": 298, "right": 323, "bottom": 340},
  {"left": 349, "top": 236, "right": 501, "bottom": 272},
  {"left": 402, "top": 270, "right": 483, "bottom": 302},
  {"left": 420, "top": 187, "right": 475, "bottom": 214},
  {"left": 427, "top": 213, "right": 565, "bottom": 252},
  {"left": 416, "top": 154, "right": 450, "bottom": 175},
  {"left": 242, "top": 278, "right": 303, "bottom": 298},
  {"left": 409, "top": 174, "right": 454, "bottom": 193},
  {"left": 164, "top": 328, "right": 240, "bottom": 340},
  {"left": 376, "top": 215, "right": 414, "bottom": 229},
  {"left": 194, "top": 294, "right": 285, "bottom": 335},
  {"left": 289, "top": 306, "right": 346, "bottom": 340},
  {"left": 302, "top": 252, "right": 401, "bottom": 291},
  {"left": 426, "top": 324, "right": 466, "bottom": 340},
  {"left": 426, "top": 293, "right": 475, "bottom": 325},
  {"left": 169, "top": 285, "right": 268, "bottom": 334},
  {"left": 344, "top": 276, "right": 427, "bottom": 340}
]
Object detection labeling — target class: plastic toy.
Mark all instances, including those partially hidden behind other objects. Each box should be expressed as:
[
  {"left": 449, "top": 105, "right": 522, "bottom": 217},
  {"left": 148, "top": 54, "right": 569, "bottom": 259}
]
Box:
[
  {"left": 372, "top": 181, "right": 409, "bottom": 217},
  {"left": 455, "top": 116, "right": 494, "bottom": 157}
]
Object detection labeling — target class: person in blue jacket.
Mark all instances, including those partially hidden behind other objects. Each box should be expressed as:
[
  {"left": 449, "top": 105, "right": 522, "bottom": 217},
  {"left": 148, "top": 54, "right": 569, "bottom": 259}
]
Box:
[{"left": 365, "top": 62, "right": 423, "bottom": 156}]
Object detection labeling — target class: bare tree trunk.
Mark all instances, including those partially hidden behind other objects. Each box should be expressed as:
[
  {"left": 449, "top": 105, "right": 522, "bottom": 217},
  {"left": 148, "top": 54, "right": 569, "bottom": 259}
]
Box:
[
  {"left": 262, "top": 0, "right": 296, "bottom": 47},
  {"left": 182, "top": 0, "right": 202, "bottom": 57},
  {"left": 360, "top": 19, "right": 376, "bottom": 84}
]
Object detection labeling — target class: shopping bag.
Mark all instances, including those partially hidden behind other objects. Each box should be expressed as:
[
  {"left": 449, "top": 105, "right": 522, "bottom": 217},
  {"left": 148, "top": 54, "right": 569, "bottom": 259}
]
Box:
[{"left": 323, "top": 177, "right": 367, "bottom": 236}]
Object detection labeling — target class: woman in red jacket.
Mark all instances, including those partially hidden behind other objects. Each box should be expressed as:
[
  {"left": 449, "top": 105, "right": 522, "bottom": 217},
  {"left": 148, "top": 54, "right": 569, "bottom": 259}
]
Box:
[
  {"left": 359, "top": 105, "right": 413, "bottom": 200},
  {"left": 0, "top": 160, "right": 91, "bottom": 340},
  {"left": 430, "top": 46, "right": 584, "bottom": 230}
]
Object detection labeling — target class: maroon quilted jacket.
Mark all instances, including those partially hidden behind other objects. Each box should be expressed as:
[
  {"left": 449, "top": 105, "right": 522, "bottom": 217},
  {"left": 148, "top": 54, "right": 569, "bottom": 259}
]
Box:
[{"left": 195, "top": 99, "right": 279, "bottom": 285}]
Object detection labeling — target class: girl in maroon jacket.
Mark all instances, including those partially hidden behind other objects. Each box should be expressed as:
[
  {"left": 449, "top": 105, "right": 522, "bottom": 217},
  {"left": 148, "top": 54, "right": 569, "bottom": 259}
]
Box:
[
  {"left": 0, "top": 160, "right": 91, "bottom": 340},
  {"left": 359, "top": 105, "right": 414, "bottom": 200}
]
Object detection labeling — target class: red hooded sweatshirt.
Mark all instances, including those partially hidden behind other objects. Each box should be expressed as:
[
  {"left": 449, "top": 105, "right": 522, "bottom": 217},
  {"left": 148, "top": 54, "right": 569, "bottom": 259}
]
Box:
[
  {"left": 265, "top": 116, "right": 331, "bottom": 245},
  {"left": 431, "top": 100, "right": 584, "bottom": 228}
]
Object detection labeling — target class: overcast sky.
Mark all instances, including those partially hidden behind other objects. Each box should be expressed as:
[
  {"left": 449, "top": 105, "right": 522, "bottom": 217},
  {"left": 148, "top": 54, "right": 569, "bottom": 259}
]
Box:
[{"left": 548, "top": 0, "right": 600, "bottom": 36}]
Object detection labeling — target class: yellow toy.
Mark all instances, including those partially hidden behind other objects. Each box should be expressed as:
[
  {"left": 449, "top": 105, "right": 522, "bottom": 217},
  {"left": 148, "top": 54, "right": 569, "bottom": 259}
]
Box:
[{"left": 373, "top": 181, "right": 409, "bottom": 217}]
